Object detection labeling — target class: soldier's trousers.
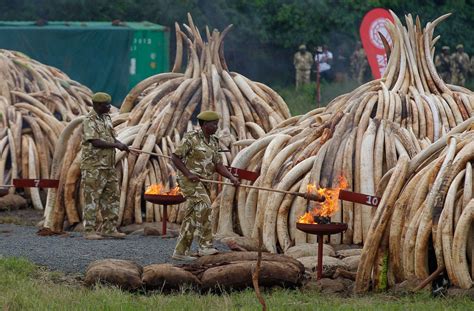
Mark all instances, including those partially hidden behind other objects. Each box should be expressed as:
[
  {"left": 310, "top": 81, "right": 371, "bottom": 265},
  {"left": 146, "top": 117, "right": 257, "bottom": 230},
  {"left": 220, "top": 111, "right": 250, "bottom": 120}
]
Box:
[
  {"left": 81, "top": 168, "right": 120, "bottom": 234},
  {"left": 174, "top": 180, "right": 213, "bottom": 254},
  {"left": 296, "top": 69, "right": 311, "bottom": 87}
]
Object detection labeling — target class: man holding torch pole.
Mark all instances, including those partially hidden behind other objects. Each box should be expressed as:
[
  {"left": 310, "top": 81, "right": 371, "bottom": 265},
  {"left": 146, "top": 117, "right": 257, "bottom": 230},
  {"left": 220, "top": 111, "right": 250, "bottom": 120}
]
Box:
[{"left": 171, "top": 111, "right": 240, "bottom": 261}]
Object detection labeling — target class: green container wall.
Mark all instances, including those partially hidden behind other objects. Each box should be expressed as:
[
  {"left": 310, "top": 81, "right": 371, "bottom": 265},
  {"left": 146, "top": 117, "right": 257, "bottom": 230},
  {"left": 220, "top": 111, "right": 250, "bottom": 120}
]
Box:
[
  {"left": 129, "top": 27, "right": 170, "bottom": 89},
  {"left": 0, "top": 21, "right": 170, "bottom": 106}
]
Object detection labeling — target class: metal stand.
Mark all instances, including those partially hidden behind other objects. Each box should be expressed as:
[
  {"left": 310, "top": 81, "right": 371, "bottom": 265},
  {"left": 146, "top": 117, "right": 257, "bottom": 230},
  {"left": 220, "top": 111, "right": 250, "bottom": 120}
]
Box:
[
  {"left": 162, "top": 204, "right": 168, "bottom": 236},
  {"left": 317, "top": 234, "right": 324, "bottom": 280},
  {"left": 296, "top": 222, "right": 347, "bottom": 281}
]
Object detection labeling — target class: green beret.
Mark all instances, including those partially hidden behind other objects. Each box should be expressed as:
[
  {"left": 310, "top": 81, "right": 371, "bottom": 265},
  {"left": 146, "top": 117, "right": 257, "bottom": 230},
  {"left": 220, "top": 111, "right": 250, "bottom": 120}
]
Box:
[
  {"left": 456, "top": 44, "right": 463, "bottom": 49},
  {"left": 92, "top": 92, "right": 111, "bottom": 104},
  {"left": 197, "top": 110, "right": 220, "bottom": 121}
]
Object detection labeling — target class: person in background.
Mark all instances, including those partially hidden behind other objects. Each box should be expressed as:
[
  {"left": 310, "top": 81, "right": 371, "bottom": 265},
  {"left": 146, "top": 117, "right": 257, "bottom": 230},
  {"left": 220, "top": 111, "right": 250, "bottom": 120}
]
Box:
[
  {"left": 315, "top": 45, "right": 333, "bottom": 82},
  {"left": 435, "top": 46, "right": 452, "bottom": 83},
  {"left": 293, "top": 44, "right": 313, "bottom": 88},
  {"left": 350, "top": 42, "right": 368, "bottom": 84},
  {"left": 450, "top": 44, "right": 470, "bottom": 86},
  {"left": 171, "top": 111, "right": 240, "bottom": 261},
  {"left": 81, "top": 92, "right": 129, "bottom": 240}
]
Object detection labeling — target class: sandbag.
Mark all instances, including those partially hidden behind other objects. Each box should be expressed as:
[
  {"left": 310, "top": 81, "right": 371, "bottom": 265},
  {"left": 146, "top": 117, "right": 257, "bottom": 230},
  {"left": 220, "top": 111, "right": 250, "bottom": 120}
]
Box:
[
  {"left": 0, "top": 194, "right": 28, "bottom": 211},
  {"left": 84, "top": 259, "right": 143, "bottom": 290},
  {"left": 297, "top": 256, "right": 349, "bottom": 278},
  {"left": 142, "top": 264, "right": 200, "bottom": 290},
  {"left": 336, "top": 248, "right": 363, "bottom": 258},
  {"left": 220, "top": 236, "right": 260, "bottom": 251},
  {"left": 342, "top": 255, "right": 361, "bottom": 271},
  {"left": 284, "top": 243, "right": 336, "bottom": 259},
  {"left": 193, "top": 252, "right": 304, "bottom": 274},
  {"left": 200, "top": 260, "right": 303, "bottom": 290}
]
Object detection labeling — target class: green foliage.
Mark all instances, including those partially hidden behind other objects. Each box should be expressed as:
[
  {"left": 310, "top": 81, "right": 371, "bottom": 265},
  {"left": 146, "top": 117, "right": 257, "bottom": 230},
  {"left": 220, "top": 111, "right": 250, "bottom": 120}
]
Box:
[
  {"left": 0, "top": 0, "right": 472, "bottom": 87},
  {"left": 276, "top": 79, "right": 360, "bottom": 116}
]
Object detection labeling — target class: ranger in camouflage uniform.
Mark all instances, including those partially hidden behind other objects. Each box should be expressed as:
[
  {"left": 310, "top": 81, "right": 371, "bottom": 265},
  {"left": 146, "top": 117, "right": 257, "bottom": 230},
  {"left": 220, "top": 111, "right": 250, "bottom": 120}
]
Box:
[
  {"left": 350, "top": 42, "right": 368, "bottom": 84},
  {"left": 81, "top": 92, "right": 129, "bottom": 240},
  {"left": 293, "top": 44, "right": 313, "bottom": 88},
  {"left": 435, "top": 46, "right": 452, "bottom": 83},
  {"left": 171, "top": 111, "right": 240, "bottom": 261},
  {"left": 450, "top": 44, "right": 470, "bottom": 86}
]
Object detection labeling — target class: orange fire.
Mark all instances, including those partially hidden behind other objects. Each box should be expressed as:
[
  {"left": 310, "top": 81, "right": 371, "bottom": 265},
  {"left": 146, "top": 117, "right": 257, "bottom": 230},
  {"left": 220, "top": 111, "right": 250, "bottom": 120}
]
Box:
[
  {"left": 298, "top": 175, "right": 348, "bottom": 224},
  {"left": 145, "top": 184, "right": 182, "bottom": 196}
]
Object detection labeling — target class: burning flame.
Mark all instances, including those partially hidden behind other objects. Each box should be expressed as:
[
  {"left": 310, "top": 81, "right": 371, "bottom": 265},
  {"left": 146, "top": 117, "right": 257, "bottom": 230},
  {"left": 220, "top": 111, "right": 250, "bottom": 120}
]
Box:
[
  {"left": 298, "top": 175, "right": 348, "bottom": 224},
  {"left": 145, "top": 184, "right": 182, "bottom": 196}
]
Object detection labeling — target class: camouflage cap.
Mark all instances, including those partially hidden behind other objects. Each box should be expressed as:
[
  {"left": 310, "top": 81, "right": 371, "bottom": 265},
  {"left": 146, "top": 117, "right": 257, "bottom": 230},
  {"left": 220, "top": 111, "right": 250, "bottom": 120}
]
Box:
[
  {"left": 442, "top": 46, "right": 450, "bottom": 51},
  {"left": 456, "top": 44, "right": 464, "bottom": 49},
  {"left": 299, "top": 44, "right": 307, "bottom": 50},
  {"left": 92, "top": 92, "right": 112, "bottom": 104},
  {"left": 197, "top": 110, "right": 220, "bottom": 121}
]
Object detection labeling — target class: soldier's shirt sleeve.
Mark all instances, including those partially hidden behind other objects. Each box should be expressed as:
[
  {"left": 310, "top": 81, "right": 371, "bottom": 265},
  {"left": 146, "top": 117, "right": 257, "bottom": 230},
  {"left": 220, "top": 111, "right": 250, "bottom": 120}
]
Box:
[
  {"left": 174, "top": 134, "right": 192, "bottom": 159},
  {"left": 83, "top": 117, "right": 100, "bottom": 141}
]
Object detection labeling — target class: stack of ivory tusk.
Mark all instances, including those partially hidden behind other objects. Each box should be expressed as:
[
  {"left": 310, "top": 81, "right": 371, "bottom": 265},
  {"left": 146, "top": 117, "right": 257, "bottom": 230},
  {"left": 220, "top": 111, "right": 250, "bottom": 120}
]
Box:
[
  {"left": 0, "top": 49, "right": 92, "bottom": 210},
  {"left": 44, "top": 14, "right": 291, "bottom": 231},
  {"left": 119, "top": 13, "right": 291, "bottom": 165},
  {"left": 214, "top": 12, "right": 474, "bottom": 254},
  {"left": 355, "top": 123, "right": 474, "bottom": 292},
  {"left": 0, "top": 49, "right": 92, "bottom": 120}
]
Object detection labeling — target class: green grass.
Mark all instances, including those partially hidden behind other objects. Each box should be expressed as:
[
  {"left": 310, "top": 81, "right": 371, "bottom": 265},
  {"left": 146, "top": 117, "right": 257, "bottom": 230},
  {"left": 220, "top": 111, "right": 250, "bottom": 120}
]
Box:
[
  {"left": 274, "top": 80, "right": 360, "bottom": 116},
  {"left": 1, "top": 257, "right": 473, "bottom": 310}
]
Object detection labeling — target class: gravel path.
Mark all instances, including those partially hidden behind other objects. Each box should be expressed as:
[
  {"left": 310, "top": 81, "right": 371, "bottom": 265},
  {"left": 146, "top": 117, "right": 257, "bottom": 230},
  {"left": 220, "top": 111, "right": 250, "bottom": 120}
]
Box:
[{"left": 0, "top": 224, "right": 229, "bottom": 274}]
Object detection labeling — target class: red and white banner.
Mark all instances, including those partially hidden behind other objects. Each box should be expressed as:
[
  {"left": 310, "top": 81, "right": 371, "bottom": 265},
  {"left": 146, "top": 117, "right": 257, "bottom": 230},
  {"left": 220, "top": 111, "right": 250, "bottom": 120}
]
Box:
[{"left": 360, "top": 8, "right": 394, "bottom": 79}]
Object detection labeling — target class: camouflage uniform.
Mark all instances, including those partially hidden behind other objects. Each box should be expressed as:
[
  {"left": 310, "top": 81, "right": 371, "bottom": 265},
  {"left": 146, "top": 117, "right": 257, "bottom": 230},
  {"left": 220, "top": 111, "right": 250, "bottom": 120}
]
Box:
[
  {"left": 81, "top": 109, "right": 120, "bottom": 234},
  {"left": 173, "top": 130, "right": 222, "bottom": 255},
  {"left": 294, "top": 49, "right": 314, "bottom": 87},
  {"left": 451, "top": 50, "right": 470, "bottom": 86},
  {"left": 350, "top": 48, "right": 368, "bottom": 83},
  {"left": 435, "top": 53, "right": 452, "bottom": 83}
]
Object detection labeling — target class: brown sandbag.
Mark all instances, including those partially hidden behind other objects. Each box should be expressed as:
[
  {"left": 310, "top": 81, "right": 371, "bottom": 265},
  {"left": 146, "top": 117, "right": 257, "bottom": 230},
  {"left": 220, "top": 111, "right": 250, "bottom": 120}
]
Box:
[
  {"left": 200, "top": 260, "right": 304, "bottom": 290},
  {"left": 220, "top": 236, "right": 260, "bottom": 251},
  {"left": 336, "top": 248, "right": 363, "bottom": 258},
  {"left": 142, "top": 263, "right": 200, "bottom": 290},
  {"left": 284, "top": 243, "right": 336, "bottom": 259},
  {"left": 297, "top": 256, "right": 349, "bottom": 278},
  {"left": 84, "top": 259, "right": 143, "bottom": 290},
  {"left": 0, "top": 194, "right": 28, "bottom": 211},
  {"left": 193, "top": 252, "right": 304, "bottom": 274},
  {"left": 342, "top": 255, "right": 361, "bottom": 272}
]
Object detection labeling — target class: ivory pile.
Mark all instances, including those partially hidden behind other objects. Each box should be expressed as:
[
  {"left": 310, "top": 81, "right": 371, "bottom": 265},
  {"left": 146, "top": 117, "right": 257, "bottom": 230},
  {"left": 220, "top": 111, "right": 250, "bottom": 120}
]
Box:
[
  {"left": 45, "top": 14, "right": 291, "bottom": 231},
  {"left": 0, "top": 49, "right": 91, "bottom": 120},
  {"left": 355, "top": 122, "right": 474, "bottom": 292},
  {"left": 0, "top": 50, "right": 92, "bottom": 209},
  {"left": 119, "top": 13, "right": 290, "bottom": 164},
  {"left": 214, "top": 12, "right": 474, "bottom": 253}
]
